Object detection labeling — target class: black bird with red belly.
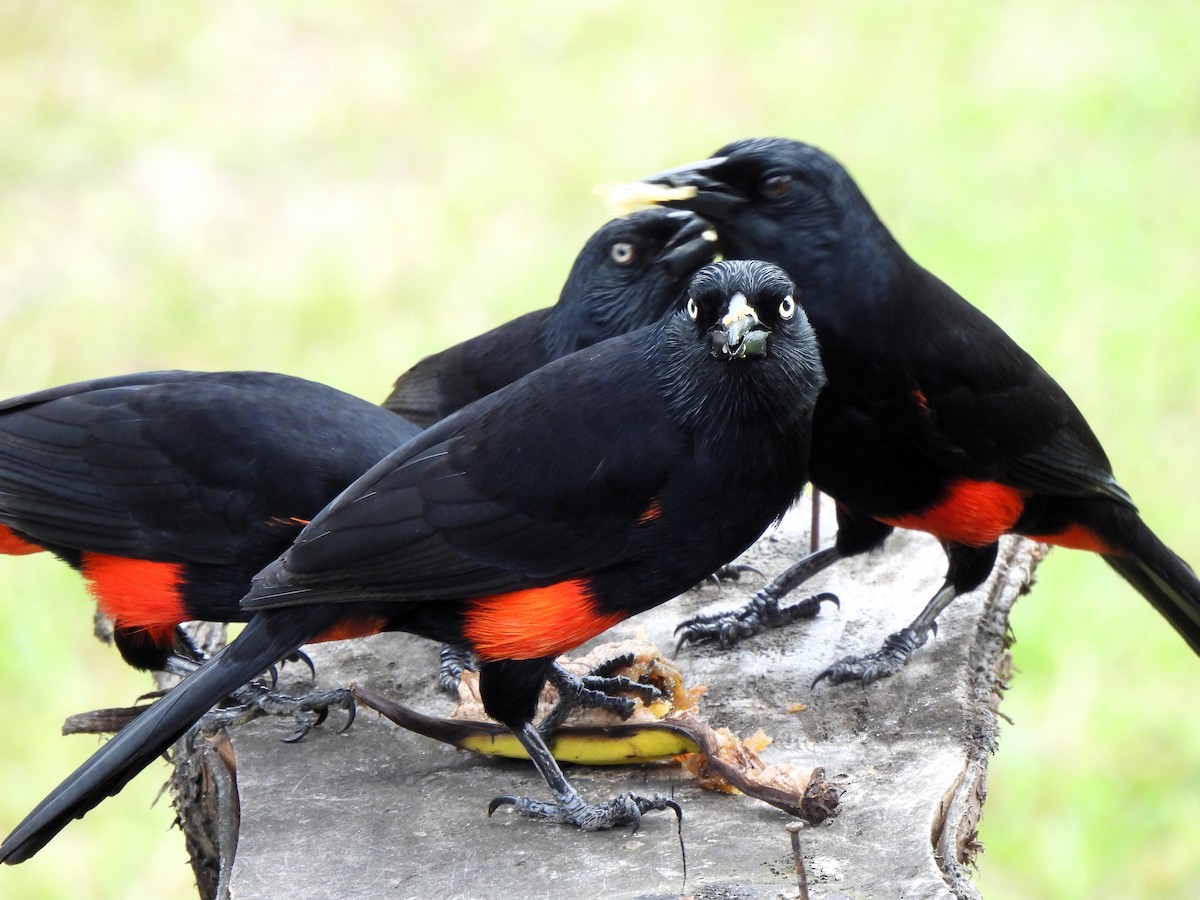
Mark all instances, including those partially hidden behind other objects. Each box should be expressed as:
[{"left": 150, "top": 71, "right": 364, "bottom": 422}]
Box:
[
  {"left": 0, "top": 259, "right": 825, "bottom": 864},
  {"left": 638, "top": 137, "right": 1200, "bottom": 683},
  {"left": 0, "top": 210, "right": 715, "bottom": 690},
  {"left": 0, "top": 370, "right": 421, "bottom": 672}
]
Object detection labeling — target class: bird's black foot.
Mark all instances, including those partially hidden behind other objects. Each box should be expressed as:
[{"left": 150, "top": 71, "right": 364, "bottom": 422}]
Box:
[
  {"left": 697, "top": 562, "right": 764, "bottom": 588},
  {"left": 812, "top": 626, "right": 930, "bottom": 687},
  {"left": 675, "top": 589, "right": 839, "bottom": 651},
  {"left": 494, "top": 721, "right": 684, "bottom": 832},
  {"left": 488, "top": 790, "right": 681, "bottom": 832},
  {"left": 813, "top": 579, "right": 959, "bottom": 687},
  {"left": 538, "top": 654, "right": 662, "bottom": 734},
  {"left": 198, "top": 682, "right": 357, "bottom": 743},
  {"left": 437, "top": 643, "right": 478, "bottom": 693}
]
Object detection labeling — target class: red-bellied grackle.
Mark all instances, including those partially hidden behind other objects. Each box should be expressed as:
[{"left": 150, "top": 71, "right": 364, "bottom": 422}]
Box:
[
  {"left": 635, "top": 137, "right": 1200, "bottom": 684},
  {"left": 0, "top": 259, "right": 825, "bottom": 862}
]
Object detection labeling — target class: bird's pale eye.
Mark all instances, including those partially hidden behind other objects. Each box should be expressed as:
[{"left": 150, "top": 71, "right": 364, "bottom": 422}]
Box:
[
  {"left": 761, "top": 174, "right": 794, "bottom": 201},
  {"left": 779, "top": 295, "right": 796, "bottom": 320},
  {"left": 610, "top": 241, "right": 636, "bottom": 265},
  {"left": 686, "top": 297, "right": 698, "bottom": 320}
]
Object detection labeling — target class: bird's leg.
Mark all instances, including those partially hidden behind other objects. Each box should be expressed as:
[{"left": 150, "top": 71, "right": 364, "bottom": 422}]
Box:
[
  {"left": 488, "top": 721, "right": 682, "bottom": 831},
  {"left": 813, "top": 541, "right": 996, "bottom": 687},
  {"left": 812, "top": 580, "right": 959, "bottom": 687},
  {"left": 163, "top": 656, "right": 355, "bottom": 743},
  {"left": 537, "top": 654, "right": 661, "bottom": 736},
  {"left": 809, "top": 488, "right": 822, "bottom": 553},
  {"left": 675, "top": 546, "right": 843, "bottom": 651},
  {"left": 437, "top": 642, "right": 478, "bottom": 694}
]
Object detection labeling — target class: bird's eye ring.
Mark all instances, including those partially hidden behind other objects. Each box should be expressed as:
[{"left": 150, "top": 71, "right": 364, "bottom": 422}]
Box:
[
  {"left": 610, "top": 241, "right": 636, "bottom": 265},
  {"left": 686, "top": 297, "right": 698, "bottom": 320},
  {"left": 779, "top": 295, "right": 796, "bottom": 320},
  {"left": 761, "top": 174, "right": 794, "bottom": 201}
]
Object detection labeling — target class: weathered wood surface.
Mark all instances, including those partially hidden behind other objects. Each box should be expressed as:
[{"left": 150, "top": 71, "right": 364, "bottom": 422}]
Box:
[{"left": 176, "top": 501, "right": 1040, "bottom": 899}]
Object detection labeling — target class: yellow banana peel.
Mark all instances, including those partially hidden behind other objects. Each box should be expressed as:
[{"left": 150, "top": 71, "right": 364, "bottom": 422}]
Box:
[{"left": 352, "top": 685, "right": 839, "bottom": 824}]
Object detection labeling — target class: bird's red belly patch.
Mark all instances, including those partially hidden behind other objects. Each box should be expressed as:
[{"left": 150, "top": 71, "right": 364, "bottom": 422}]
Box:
[
  {"left": 0, "top": 525, "right": 43, "bottom": 556},
  {"left": 80, "top": 554, "right": 187, "bottom": 645},
  {"left": 464, "top": 579, "right": 622, "bottom": 662},
  {"left": 1023, "top": 523, "right": 1114, "bottom": 555},
  {"left": 875, "top": 479, "right": 1027, "bottom": 547},
  {"left": 311, "top": 616, "right": 388, "bottom": 644}
]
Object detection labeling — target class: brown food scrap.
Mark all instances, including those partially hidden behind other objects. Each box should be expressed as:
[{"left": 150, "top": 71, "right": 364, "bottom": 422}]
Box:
[
  {"left": 677, "top": 726, "right": 746, "bottom": 794},
  {"left": 676, "top": 726, "right": 776, "bottom": 795},
  {"left": 674, "top": 719, "right": 839, "bottom": 824}
]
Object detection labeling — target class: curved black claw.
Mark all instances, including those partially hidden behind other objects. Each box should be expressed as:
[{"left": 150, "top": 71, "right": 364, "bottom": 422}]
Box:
[
  {"left": 279, "top": 689, "right": 357, "bottom": 743},
  {"left": 487, "top": 791, "right": 682, "bottom": 833},
  {"left": 266, "top": 651, "right": 317, "bottom": 688},
  {"left": 196, "top": 685, "right": 357, "bottom": 743},
  {"left": 437, "top": 643, "right": 478, "bottom": 694},
  {"left": 695, "top": 562, "right": 765, "bottom": 590},
  {"left": 584, "top": 651, "right": 636, "bottom": 680},
  {"left": 282, "top": 649, "right": 318, "bottom": 680},
  {"left": 675, "top": 591, "right": 839, "bottom": 653},
  {"left": 571, "top": 652, "right": 660, "bottom": 708},
  {"left": 811, "top": 627, "right": 929, "bottom": 688},
  {"left": 539, "top": 656, "right": 663, "bottom": 735}
]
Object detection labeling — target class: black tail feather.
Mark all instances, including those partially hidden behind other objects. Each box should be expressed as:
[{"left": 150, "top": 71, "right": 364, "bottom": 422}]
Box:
[
  {"left": 1103, "top": 516, "right": 1200, "bottom": 656},
  {"left": 0, "top": 606, "right": 336, "bottom": 865}
]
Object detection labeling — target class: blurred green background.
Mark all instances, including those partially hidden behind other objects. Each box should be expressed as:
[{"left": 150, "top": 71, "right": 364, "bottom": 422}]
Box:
[{"left": 1, "top": 2, "right": 1197, "bottom": 897}]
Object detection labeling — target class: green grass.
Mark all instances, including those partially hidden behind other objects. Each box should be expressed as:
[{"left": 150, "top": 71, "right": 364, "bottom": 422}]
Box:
[{"left": 1, "top": 3, "right": 1197, "bottom": 897}]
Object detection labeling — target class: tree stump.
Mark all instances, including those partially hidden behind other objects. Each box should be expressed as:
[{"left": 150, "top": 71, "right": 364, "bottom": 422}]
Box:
[{"left": 173, "top": 501, "right": 1040, "bottom": 899}]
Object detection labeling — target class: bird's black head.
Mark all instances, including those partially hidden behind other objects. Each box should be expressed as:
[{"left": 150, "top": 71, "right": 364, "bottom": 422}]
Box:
[
  {"left": 659, "top": 259, "right": 825, "bottom": 431},
  {"left": 627, "top": 138, "right": 899, "bottom": 299},
  {"left": 686, "top": 258, "right": 798, "bottom": 361},
  {"left": 547, "top": 208, "right": 719, "bottom": 354}
]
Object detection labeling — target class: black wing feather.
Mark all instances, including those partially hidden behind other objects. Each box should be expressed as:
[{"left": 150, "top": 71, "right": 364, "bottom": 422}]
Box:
[
  {"left": 246, "top": 338, "right": 683, "bottom": 608},
  {"left": 0, "top": 371, "right": 420, "bottom": 562},
  {"left": 897, "top": 272, "right": 1133, "bottom": 507}
]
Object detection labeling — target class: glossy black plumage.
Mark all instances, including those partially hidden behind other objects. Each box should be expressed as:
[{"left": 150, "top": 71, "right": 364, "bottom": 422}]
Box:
[
  {"left": 0, "top": 370, "right": 420, "bottom": 670},
  {"left": 645, "top": 138, "right": 1200, "bottom": 681},
  {"left": 0, "top": 260, "right": 825, "bottom": 862},
  {"left": 383, "top": 208, "right": 717, "bottom": 425}
]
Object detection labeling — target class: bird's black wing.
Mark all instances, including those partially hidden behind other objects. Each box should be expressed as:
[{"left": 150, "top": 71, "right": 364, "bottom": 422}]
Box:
[
  {"left": 0, "top": 371, "right": 420, "bottom": 562},
  {"left": 896, "top": 273, "right": 1132, "bottom": 505},
  {"left": 246, "top": 336, "right": 684, "bottom": 607},
  {"left": 382, "top": 311, "right": 552, "bottom": 425}
]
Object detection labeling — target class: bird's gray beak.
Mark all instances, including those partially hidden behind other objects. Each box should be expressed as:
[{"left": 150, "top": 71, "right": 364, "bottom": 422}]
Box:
[
  {"left": 710, "top": 295, "right": 769, "bottom": 360},
  {"left": 657, "top": 213, "right": 720, "bottom": 276},
  {"left": 641, "top": 156, "right": 747, "bottom": 219}
]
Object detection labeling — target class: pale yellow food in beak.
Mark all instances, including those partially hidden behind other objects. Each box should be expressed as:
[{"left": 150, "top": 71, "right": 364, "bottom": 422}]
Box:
[{"left": 593, "top": 181, "right": 699, "bottom": 216}]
